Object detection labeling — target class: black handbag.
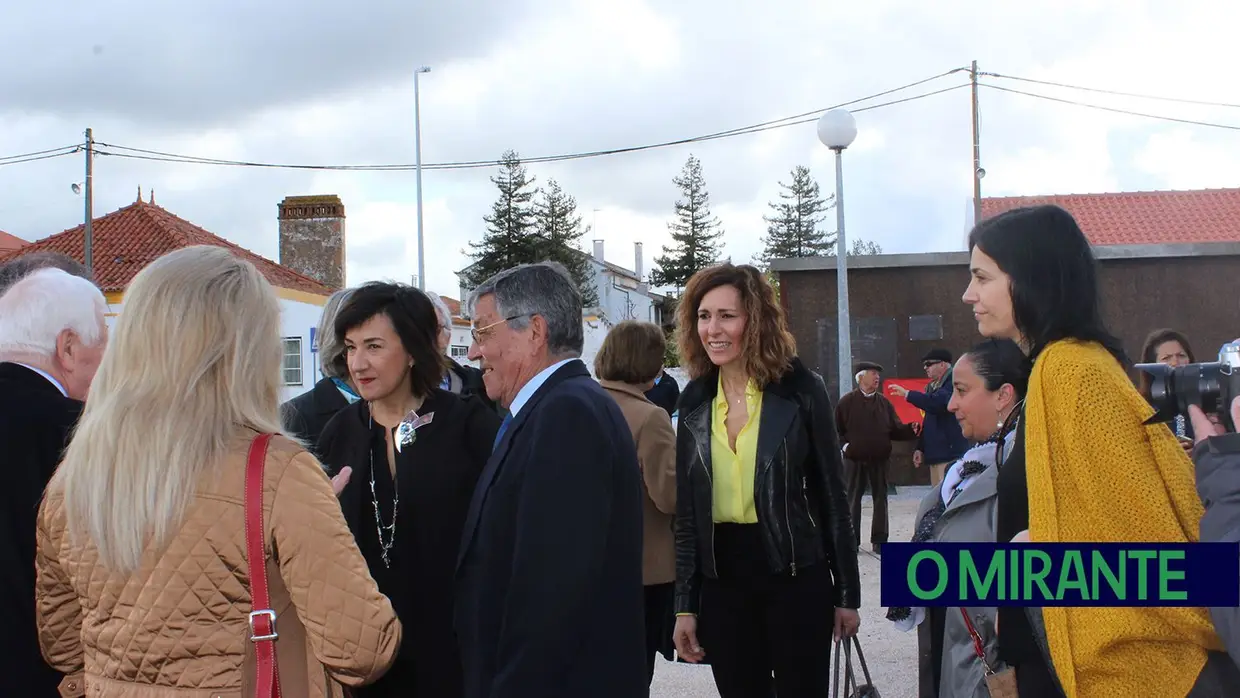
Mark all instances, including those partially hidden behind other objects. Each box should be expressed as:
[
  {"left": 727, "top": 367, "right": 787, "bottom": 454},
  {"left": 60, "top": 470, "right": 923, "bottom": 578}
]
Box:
[{"left": 832, "top": 635, "right": 880, "bottom": 698}]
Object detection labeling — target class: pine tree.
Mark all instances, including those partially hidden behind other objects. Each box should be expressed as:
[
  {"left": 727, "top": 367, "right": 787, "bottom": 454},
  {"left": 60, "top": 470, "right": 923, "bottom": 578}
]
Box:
[
  {"left": 758, "top": 165, "right": 834, "bottom": 266},
  {"left": 651, "top": 154, "right": 724, "bottom": 289},
  {"left": 531, "top": 178, "right": 599, "bottom": 307},
  {"left": 849, "top": 238, "right": 883, "bottom": 256},
  {"left": 463, "top": 150, "right": 538, "bottom": 287}
]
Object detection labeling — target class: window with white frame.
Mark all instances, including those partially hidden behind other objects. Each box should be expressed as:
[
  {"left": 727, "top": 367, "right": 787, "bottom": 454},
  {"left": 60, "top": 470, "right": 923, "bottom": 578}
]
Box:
[
  {"left": 282, "top": 337, "right": 303, "bottom": 386},
  {"left": 450, "top": 345, "right": 469, "bottom": 359}
]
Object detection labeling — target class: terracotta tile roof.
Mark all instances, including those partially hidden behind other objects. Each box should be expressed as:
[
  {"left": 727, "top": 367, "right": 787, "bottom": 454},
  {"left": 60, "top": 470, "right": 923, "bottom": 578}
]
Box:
[
  {"left": 980, "top": 187, "right": 1240, "bottom": 246},
  {"left": 0, "top": 230, "right": 25, "bottom": 253},
  {"left": 0, "top": 200, "right": 332, "bottom": 295}
]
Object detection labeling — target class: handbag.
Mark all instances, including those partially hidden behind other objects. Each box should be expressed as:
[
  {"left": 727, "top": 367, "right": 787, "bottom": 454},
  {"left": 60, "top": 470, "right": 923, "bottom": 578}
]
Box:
[
  {"left": 245, "top": 433, "right": 282, "bottom": 698},
  {"left": 960, "top": 608, "right": 1017, "bottom": 698},
  {"left": 832, "top": 635, "right": 880, "bottom": 698}
]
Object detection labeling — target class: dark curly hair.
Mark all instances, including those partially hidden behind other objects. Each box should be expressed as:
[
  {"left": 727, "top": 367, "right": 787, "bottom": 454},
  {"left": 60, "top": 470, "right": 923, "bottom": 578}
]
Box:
[{"left": 675, "top": 263, "right": 796, "bottom": 388}]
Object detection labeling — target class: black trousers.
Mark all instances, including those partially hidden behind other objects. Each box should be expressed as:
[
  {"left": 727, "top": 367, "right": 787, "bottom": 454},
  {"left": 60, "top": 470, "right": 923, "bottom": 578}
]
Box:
[
  {"left": 844, "top": 457, "right": 889, "bottom": 545},
  {"left": 698, "top": 523, "right": 835, "bottom": 698},
  {"left": 644, "top": 582, "right": 674, "bottom": 690}
]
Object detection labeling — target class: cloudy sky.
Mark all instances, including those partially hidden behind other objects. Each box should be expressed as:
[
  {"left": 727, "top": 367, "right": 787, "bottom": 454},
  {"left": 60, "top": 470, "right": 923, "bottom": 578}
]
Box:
[{"left": 2, "top": 1, "right": 1238, "bottom": 300}]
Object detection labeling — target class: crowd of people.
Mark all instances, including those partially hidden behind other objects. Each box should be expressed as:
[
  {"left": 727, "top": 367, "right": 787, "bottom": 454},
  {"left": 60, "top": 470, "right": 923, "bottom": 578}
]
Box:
[{"left": 1, "top": 204, "right": 1240, "bottom": 697}]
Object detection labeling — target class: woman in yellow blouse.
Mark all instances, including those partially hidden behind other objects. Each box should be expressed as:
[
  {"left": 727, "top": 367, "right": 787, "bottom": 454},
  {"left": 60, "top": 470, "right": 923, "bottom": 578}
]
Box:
[
  {"left": 963, "top": 204, "right": 1232, "bottom": 697},
  {"left": 670, "top": 263, "right": 859, "bottom": 698}
]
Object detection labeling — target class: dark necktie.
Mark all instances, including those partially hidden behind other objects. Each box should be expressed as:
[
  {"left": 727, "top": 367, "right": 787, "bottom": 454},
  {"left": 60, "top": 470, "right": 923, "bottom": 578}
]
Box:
[{"left": 493, "top": 412, "right": 513, "bottom": 452}]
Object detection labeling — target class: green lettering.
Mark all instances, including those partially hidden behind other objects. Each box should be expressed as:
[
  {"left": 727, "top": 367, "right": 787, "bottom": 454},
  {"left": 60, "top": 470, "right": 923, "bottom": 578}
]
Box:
[
  {"left": 1091, "top": 550, "right": 1125, "bottom": 600},
  {"left": 961, "top": 550, "right": 1004, "bottom": 601},
  {"left": 1023, "top": 550, "right": 1054, "bottom": 601},
  {"left": 1129, "top": 550, "right": 1157, "bottom": 599},
  {"left": 1009, "top": 549, "right": 1018, "bottom": 600},
  {"left": 1057, "top": 550, "right": 1089, "bottom": 601},
  {"left": 908, "top": 551, "right": 948, "bottom": 600},
  {"left": 1158, "top": 550, "right": 1188, "bottom": 601}
]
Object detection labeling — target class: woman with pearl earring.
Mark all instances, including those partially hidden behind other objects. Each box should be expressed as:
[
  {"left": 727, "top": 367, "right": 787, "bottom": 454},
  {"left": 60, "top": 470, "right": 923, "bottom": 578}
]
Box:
[
  {"left": 317, "top": 281, "right": 500, "bottom": 698},
  {"left": 885, "top": 338, "right": 1026, "bottom": 697}
]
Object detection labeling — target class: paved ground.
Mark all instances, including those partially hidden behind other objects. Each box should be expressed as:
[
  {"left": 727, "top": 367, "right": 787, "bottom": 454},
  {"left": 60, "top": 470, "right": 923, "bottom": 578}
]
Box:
[{"left": 649, "top": 488, "right": 927, "bottom": 697}]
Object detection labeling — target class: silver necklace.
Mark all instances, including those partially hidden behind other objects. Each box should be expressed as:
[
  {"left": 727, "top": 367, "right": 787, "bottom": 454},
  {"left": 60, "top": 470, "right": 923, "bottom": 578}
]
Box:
[{"left": 368, "top": 414, "right": 398, "bottom": 568}]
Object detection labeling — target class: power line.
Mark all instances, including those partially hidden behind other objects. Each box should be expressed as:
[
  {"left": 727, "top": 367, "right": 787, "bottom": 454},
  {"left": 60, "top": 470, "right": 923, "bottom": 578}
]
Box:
[
  {"left": 0, "top": 145, "right": 79, "bottom": 166},
  {"left": 980, "top": 82, "right": 1240, "bottom": 131},
  {"left": 981, "top": 71, "right": 1240, "bottom": 110},
  {"left": 79, "top": 70, "right": 969, "bottom": 172}
]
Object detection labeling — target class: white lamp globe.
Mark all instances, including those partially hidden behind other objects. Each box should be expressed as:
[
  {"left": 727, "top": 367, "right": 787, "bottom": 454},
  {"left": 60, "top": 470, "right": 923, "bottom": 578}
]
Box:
[{"left": 817, "top": 108, "right": 857, "bottom": 150}]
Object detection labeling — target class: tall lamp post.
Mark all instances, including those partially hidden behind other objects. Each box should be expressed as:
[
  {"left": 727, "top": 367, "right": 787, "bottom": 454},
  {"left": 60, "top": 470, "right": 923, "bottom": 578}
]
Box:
[
  {"left": 816, "top": 108, "right": 858, "bottom": 399},
  {"left": 414, "top": 66, "right": 431, "bottom": 290}
]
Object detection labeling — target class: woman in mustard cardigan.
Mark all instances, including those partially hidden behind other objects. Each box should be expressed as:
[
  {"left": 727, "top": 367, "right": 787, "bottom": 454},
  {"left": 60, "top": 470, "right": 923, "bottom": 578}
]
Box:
[{"left": 961, "top": 204, "right": 1233, "bottom": 697}]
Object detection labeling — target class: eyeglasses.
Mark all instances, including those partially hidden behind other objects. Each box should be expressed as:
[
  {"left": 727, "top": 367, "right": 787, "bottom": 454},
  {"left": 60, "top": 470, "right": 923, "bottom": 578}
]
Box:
[
  {"left": 923, "top": 360, "right": 943, "bottom": 369},
  {"left": 470, "top": 314, "right": 530, "bottom": 343}
]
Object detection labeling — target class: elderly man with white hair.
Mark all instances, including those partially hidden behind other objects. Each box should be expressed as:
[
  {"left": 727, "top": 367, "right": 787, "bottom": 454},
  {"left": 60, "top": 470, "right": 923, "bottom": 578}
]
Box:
[
  {"left": 422, "top": 290, "right": 496, "bottom": 412},
  {"left": 0, "top": 267, "right": 107, "bottom": 696}
]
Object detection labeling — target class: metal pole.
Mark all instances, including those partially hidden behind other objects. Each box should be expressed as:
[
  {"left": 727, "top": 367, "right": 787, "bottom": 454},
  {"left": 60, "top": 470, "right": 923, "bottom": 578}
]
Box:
[
  {"left": 970, "top": 59, "right": 982, "bottom": 227},
  {"left": 834, "top": 147, "right": 851, "bottom": 400},
  {"left": 84, "top": 128, "right": 94, "bottom": 276},
  {"left": 414, "top": 70, "right": 426, "bottom": 291}
]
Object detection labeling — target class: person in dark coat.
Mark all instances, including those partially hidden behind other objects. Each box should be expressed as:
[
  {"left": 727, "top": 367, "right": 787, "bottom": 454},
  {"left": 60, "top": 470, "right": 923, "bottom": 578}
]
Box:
[
  {"left": 281, "top": 288, "right": 358, "bottom": 457},
  {"left": 424, "top": 290, "right": 500, "bottom": 413},
  {"left": 456, "top": 262, "right": 647, "bottom": 698},
  {"left": 644, "top": 367, "right": 680, "bottom": 418},
  {"left": 888, "top": 348, "right": 968, "bottom": 486},
  {"left": 317, "top": 281, "right": 500, "bottom": 698},
  {"left": 0, "top": 268, "right": 108, "bottom": 697}
]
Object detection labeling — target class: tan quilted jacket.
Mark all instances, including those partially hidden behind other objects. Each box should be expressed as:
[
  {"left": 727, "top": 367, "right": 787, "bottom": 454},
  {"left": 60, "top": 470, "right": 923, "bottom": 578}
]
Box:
[{"left": 35, "top": 431, "right": 402, "bottom": 698}]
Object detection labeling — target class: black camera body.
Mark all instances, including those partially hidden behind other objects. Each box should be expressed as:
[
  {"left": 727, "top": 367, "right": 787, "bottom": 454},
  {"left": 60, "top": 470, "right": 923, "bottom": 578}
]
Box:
[{"left": 1135, "top": 341, "right": 1240, "bottom": 433}]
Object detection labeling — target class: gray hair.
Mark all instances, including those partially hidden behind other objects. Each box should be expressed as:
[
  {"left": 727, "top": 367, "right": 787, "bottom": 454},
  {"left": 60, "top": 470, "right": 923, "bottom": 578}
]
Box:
[
  {"left": 466, "top": 261, "right": 583, "bottom": 357},
  {"left": 316, "top": 288, "right": 354, "bottom": 379},
  {"left": 422, "top": 290, "right": 453, "bottom": 332},
  {"left": 0, "top": 251, "right": 94, "bottom": 296}
]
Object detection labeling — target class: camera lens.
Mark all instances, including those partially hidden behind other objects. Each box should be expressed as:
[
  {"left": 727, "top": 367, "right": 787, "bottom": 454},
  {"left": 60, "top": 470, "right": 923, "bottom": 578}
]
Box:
[{"left": 1137, "top": 361, "right": 1226, "bottom": 424}]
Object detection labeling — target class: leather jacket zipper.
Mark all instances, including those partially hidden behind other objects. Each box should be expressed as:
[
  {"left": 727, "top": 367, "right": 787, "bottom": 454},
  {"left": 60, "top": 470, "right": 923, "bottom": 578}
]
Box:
[
  {"left": 695, "top": 438, "right": 718, "bottom": 577},
  {"left": 784, "top": 438, "right": 796, "bottom": 576},
  {"left": 803, "top": 476, "right": 817, "bottom": 528}
]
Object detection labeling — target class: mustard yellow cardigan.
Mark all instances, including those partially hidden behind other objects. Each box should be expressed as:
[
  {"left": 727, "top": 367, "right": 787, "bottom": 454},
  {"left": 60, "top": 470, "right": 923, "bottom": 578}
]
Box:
[{"left": 1024, "top": 340, "right": 1223, "bottom": 697}]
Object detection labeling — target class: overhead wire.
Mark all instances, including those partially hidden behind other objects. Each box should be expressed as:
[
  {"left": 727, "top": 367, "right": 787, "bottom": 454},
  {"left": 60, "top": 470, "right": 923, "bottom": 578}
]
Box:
[
  {"left": 979, "top": 82, "right": 1240, "bottom": 132},
  {"left": 981, "top": 71, "right": 1240, "bottom": 110},
  {"left": 0, "top": 145, "right": 80, "bottom": 166},
  {"left": 81, "top": 67, "right": 971, "bottom": 172}
]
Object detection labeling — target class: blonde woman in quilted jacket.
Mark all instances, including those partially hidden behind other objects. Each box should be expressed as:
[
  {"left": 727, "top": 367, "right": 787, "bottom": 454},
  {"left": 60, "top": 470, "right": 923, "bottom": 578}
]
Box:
[{"left": 35, "top": 246, "right": 402, "bottom": 698}]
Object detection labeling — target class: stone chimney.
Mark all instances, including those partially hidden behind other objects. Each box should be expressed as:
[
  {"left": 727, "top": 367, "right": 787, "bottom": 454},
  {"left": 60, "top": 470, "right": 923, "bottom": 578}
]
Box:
[
  {"left": 634, "top": 241, "right": 643, "bottom": 280},
  {"left": 278, "top": 195, "right": 346, "bottom": 290},
  {"left": 592, "top": 239, "right": 605, "bottom": 263}
]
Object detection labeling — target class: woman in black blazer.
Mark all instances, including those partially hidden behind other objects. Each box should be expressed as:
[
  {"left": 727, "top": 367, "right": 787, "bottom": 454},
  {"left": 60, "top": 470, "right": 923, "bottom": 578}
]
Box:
[
  {"left": 317, "top": 281, "right": 499, "bottom": 698},
  {"left": 670, "top": 263, "right": 860, "bottom": 698}
]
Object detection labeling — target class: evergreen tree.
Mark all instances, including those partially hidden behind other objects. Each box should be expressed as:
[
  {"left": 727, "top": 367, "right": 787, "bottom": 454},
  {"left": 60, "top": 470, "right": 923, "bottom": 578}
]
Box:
[
  {"left": 758, "top": 165, "right": 834, "bottom": 266},
  {"left": 531, "top": 179, "right": 599, "bottom": 307},
  {"left": 464, "top": 150, "right": 538, "bottom": 287},
  {"left": 849, "top": 238, "right": 883, "bottom": 256},
  {"left": 651, "top": 155, "right": 724, "bottom": 289}
]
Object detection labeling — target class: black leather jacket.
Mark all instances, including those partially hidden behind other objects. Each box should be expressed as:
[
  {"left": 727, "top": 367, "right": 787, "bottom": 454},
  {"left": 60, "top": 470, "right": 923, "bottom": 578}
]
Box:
[{"left": 673, "top": 357, "right": 860, "bottom": 614}]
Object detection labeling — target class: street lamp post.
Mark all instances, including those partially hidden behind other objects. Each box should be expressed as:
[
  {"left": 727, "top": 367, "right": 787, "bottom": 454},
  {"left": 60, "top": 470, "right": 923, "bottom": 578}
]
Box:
[
  {"left": 816, "top": 108, "right": 858, "bottom": 399},
  {"left": 414, "top": 66, "right": 431, "bottom": 291}
]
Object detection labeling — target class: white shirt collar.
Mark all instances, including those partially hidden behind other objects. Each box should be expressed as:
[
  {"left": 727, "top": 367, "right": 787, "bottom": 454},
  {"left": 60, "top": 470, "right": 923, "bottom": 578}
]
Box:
[
  {"left": 508, "top": 358, "right": 578, "bottom": 417},
  {"left": 16, "top": 363, "right": 67, "bottom": 397}
]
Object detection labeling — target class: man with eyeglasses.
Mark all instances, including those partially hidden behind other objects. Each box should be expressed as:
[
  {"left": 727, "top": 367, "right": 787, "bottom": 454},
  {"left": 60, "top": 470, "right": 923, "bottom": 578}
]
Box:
[{"left": 888, "top": 348, "right": 968, "bottom": 487}]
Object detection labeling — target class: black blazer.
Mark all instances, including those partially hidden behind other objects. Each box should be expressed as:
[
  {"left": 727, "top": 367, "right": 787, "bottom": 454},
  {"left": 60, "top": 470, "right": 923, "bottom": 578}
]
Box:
[
  {"left": 454, "top": 360, "right": 647, "bottom": 698},
  {"left": 0, "top": 363, "right": 83, "bottom": 697},
  {"left": 644, "top": 369, "right": 680, "bottom": 418},
  {"left": 280, "top": 377, "right": 350, "bottom": 459}
]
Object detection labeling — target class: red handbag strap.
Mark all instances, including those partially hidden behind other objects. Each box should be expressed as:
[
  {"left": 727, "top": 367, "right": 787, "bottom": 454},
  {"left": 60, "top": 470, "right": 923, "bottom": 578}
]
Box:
[
  {"left": 245, "top": 433, "right": 282, "bottom": 698},
  {"left": 959, "top": 608, "right": 996, "bottom": 675}
]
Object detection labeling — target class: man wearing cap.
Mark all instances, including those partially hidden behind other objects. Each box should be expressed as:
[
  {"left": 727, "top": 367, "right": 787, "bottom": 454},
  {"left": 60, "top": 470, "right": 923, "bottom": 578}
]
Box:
[
  {"left": 889, "top": 349, "right": 968, "bottom": 487},
  {"left": 834, "top": 361, "right": 920, "bottom": 556}
]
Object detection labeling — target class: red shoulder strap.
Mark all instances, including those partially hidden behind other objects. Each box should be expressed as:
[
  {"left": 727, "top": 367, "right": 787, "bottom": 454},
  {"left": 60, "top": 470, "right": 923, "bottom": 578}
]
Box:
[{"left": 245, "top": 433, "right": 282, "bottom": 698}]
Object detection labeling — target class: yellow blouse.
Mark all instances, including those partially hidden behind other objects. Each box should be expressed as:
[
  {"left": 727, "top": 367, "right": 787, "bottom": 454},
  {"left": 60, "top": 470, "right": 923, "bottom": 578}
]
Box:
[
  {"left": 710, "top": 375, "right": 762, "bottom": 524},
  {"left": 1025, "top": 340, "right": 1223, "bottom": 697}
]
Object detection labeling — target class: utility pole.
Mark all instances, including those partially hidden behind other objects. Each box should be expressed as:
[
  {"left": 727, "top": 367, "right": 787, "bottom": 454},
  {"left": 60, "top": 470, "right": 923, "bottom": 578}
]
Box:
[
  {"left": 414, "top": 66, "right": 431, "bottom": 291},
  {"left": 970, "top": 60, "right": 983, "bottom": 227},
  {"left": 84, "top": 128, "right": 94, "bottom": 276}
]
